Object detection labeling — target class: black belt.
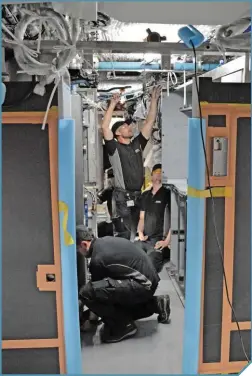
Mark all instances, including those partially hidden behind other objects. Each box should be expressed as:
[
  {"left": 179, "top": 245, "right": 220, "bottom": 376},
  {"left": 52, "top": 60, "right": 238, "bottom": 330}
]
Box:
[{"left": 114, "top": 187, "right": 141, "bottom": 197}]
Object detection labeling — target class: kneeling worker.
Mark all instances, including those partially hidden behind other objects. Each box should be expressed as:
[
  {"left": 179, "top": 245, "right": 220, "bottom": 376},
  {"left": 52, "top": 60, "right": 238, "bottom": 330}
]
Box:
[
  {"left": 136, "top": 164, "right": 171, "bottom": 273},
  {"left": 77, "top": 225, "right": 170, "bottom": 344}
]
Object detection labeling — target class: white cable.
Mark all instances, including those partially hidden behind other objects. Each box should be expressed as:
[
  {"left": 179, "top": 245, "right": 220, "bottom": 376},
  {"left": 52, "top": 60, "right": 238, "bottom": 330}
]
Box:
[
  {"left": 166, "top": 71, "right": 178, "bottom": 97},
  {"left": 36, "top": 19, "right": 43, "bottom": 54},
  {"left": 14, "top": 13, "right": 66, "bottom": 73},
  {"left": 82, "top": 94, "right": 105, "bottom": 113},
  {"left": 2, "top": 22, "right": 38, "bottom": 58},
  {"left": 183, "top": 70, "right": 187, "bottom": 107},
  {"left": 41, "top": 76, "right": 60, "bottom": 130},
  {"left": 167, "top": 71, "right": 170, "bottom": 97},
  {"left": 169, "top": 71, "right": 178, "bottom": 85},
  {"left": 2, "top": 8, "right": 80, "bottom": 95}
]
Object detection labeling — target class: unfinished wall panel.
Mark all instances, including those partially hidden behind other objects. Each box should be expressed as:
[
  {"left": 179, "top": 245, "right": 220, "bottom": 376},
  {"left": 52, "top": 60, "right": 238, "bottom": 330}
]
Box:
[
  {"left": 197, "top": 79, "right": 251, "bottom": 375},
  {"left": 203, "top": 198, "right": 225, "bottom": 364},
  {"left": 2, "top": 110, "right": 66, "bottom": 374},
  {"left": 2, "top": 348, "right": 60, "bottom": 374},
  {"left": 232, "top": 118, "right": 251, "bottom": 324},
  {"left": 2, "top": 124, "right": 57, "bottom": 341},
  {"left": 230, "top": 330, "right": 251, "bottom": 362}
]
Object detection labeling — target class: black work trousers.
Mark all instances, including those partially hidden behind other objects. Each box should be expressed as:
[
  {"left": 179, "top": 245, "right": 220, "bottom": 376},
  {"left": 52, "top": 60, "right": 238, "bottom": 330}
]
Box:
[
  {"left": 134, "top": 238, "right": 171, "bottom": 273},
  {"left": 79, "top": 278, "right": 158, "bottom": 328},
  {"left": 112, "top": 188, "right": 141, "bottom": 241},
  {"left": 112, "top": 206, "right": 140, "bottom": 241}
]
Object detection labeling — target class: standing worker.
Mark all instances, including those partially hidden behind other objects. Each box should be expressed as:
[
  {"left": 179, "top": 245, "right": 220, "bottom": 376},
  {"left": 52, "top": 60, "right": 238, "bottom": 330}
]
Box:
[
  {"left": 101, "top": 86, "right": 161, "bottom": 240},
  {"left": 136, "top": 164, "right": 171, "bottom": 273},
  {"left": 77, "top": 225, "right": 171, "bottom": 344}
]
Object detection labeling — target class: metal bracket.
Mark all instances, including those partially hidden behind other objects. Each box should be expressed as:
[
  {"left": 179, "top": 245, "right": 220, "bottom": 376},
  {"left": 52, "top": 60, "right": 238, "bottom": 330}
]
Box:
[
  {"left": 161, "top": 54, "right": 171, "bottom": 70},
  {"left": 82, "top": 53, "right": 94, "bottom": 70}
]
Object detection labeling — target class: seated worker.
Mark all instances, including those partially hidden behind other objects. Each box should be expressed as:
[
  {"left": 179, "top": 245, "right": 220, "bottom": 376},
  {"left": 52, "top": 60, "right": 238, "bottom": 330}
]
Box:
[
  {"left": 77, "top": 225, "right": 171, "bottom": 344},
  {"left": 136, "top": 164, "right": 171, "bottom": 273},
  {"left": 101, "top": 87, "right": 161, "bottom": 241}
]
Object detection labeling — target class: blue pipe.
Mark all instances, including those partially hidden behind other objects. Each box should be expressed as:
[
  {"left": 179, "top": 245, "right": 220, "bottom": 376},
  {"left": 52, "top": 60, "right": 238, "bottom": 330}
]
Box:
[
  {"left": 174, "top": 62, "right": 220, "bottom": 71},
  {"left": 97, "top": 61, "right": 220, "bottom": 72},
  {"left": 97, "top": 62, "right": 161, "bottom": 70}
]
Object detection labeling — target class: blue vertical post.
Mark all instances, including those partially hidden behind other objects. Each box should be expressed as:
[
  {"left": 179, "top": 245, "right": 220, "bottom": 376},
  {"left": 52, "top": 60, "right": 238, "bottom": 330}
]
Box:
[
  {"left": 58, "top": 118, "right": 82, "bottom": 374},
  {"left": 0, "top": 98, "right": 2, "bottom": 375},
  {"left": 250, "top": 5, "right": 252, "bottom": 365},
  {"left": 0, "top": 36, "right": 4, "bottom": 371},
  {"left": 182, "top": 118, "right": 206, "bottom": 374}
]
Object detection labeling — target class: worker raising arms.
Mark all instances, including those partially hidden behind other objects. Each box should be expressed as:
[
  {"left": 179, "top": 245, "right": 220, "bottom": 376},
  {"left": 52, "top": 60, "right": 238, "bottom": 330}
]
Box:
[{"left": 101, "top": 86, "right": 162, "bottom": 241}]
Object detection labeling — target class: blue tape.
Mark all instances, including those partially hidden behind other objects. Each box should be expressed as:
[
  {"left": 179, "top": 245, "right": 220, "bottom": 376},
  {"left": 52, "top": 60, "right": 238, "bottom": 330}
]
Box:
[
  {"left": 182, "top": 118, "right": 206, "bottom": 374},
  {"left": 58, "top": 118, "right": 82, "bottom": 374},
  {"left": 0, "top": 96, "right": 2, "bottom": 374}
]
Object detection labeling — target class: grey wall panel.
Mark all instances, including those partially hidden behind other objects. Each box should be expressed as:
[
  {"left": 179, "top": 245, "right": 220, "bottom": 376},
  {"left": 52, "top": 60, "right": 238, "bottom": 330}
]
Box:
[
  {"left": 229, "top": 330, "right": 251, "bottom": 362},
  {"left": 162, "top": 92, "right": 191, "bottom": 180},
  {"left": 232, "top": 118, "right": 251, "bottom": 322},
  {"left": 203, "top": 198, "right": 225, "bottom": 363},
  {"left": 2, "top": 124, "right": 57, "bottom": 340},
  {"left": 2, "top": 348, "right": 60, "bottom": 374}
]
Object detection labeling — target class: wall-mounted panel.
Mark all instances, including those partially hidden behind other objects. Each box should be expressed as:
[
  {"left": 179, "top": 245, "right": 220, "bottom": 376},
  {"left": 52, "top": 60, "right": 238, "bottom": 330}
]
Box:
[
  {"left": 198, "top": 97, "right": 251, "bottom": 374},
  {"left": 2, "top": 348, "right": 60, "bottom": 374},
  {"left": 2, "top": 110, "right": 66, "bottom": 374},
  {"left": 2, "top": 124, "right": 58, "bottom": 341}
]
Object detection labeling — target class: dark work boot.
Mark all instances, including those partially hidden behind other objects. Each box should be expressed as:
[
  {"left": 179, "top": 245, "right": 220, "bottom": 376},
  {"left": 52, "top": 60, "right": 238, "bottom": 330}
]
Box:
[
  {"left": 155, "top": 295, "right": 171, "bottom": 324},
  {"left": 100, "top": 322, "right": 138, "bottom": 343}
]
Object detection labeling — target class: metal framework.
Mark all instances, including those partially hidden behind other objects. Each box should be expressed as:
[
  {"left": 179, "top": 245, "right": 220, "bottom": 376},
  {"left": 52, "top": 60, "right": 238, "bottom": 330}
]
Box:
[
  {"left": 5, "top": 40, "right": 249, "bottom": 55},
  {"left": 175, "top": 54, "right": 251, "bottom": 93}
]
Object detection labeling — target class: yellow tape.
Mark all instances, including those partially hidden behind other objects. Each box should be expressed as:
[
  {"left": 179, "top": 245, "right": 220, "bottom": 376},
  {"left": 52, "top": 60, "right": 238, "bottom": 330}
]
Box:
[
  {"left": 59, "top": 201, "right": 75, "bottom": 246},
  {"left": 187, "top": 186, "right": 232, "bottom": 198},
  {"left": 200, "top": 101, "right": 250, "bottom": 108},
  {"left": 143, "top": 167, "right": 151, "bottom": 191}
]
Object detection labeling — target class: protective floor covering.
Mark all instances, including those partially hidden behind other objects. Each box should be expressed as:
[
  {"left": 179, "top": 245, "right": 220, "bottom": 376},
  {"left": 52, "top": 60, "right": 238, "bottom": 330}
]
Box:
[{"left": 81, "top": 265, "right": 184, "bottom": 374}]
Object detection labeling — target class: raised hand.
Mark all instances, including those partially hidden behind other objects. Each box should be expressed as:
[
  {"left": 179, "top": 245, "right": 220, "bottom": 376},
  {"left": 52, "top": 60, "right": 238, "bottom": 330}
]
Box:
[
  {"left": 110, "top": 92, "right": 121, "bottom": 106},
  {"left": 151, "top": 85, "right": 162, "bottom": 101}
]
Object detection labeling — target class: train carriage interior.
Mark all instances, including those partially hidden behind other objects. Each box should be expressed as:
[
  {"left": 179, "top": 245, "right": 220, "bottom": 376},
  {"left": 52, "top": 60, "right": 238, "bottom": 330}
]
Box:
[{"left": 1, "top": 1, "right": 251, "bottom": 374}]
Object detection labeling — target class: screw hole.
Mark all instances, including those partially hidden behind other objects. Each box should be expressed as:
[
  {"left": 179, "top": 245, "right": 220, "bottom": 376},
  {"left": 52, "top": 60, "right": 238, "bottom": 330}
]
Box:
[{"left": 46, "top": 274, "right": 56, "bottom": 282}]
